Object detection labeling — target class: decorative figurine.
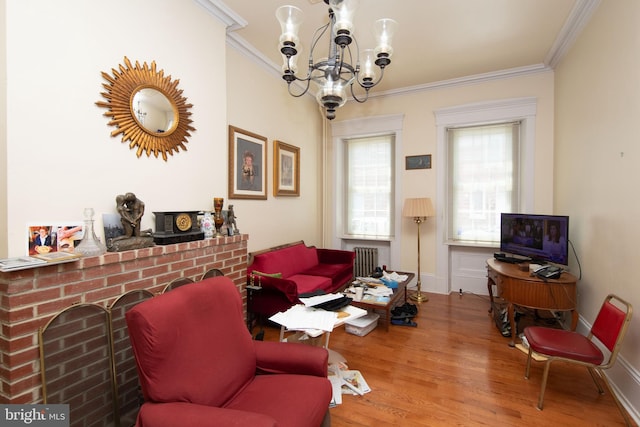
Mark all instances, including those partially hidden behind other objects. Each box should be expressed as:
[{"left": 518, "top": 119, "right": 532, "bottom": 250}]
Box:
[
  {"left": 227, "top": 204, "right": 239, "bottom": 235},
  {"left": 108, "top": 192, "right": 154, "bottom": 252},
  {"left": 213, "top": 197, "right": 225, "bottom": 237}
]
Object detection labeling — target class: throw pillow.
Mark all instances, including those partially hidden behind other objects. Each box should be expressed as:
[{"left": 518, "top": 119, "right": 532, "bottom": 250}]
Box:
[{"left": 252, "top": 271, "right": 283, "bottom": 278}]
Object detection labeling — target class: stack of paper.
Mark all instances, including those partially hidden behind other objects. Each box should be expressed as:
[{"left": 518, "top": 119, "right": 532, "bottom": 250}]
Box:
[
  {"left": 383, "top": 271, "right": 409, "bottom": 282},
  {"left": 269, "top": 303, "right": 368, "bottom": 337},
  {"left": 269, "top": 305, "right": 338, "bottom": 332}
]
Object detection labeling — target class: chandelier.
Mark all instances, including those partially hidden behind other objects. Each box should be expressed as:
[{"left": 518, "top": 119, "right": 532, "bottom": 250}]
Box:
[{"left": 276, "top": 0, "right": 397, "bottom": 120}]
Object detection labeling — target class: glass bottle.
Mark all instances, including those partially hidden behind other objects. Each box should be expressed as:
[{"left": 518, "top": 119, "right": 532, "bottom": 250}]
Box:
[{"left": 75, "top": 208, "right": 107, "bottom": 256}]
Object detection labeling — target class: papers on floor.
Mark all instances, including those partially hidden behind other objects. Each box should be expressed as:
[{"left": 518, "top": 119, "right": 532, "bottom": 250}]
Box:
[{"left": 328, "top": 362, "right": 371, "bottom": 406}]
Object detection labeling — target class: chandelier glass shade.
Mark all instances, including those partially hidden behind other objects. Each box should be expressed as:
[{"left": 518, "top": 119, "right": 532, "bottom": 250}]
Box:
[{"left": 276, "top": 0, "right": 397, "bottom": 120}]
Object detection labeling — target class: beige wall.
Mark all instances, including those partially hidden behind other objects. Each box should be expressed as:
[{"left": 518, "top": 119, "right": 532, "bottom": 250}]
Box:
[
  {"left": 3, "top": 0, "right": 229, "bottom": 257},
  {"left": 555, "top": 0, "right": 640, "bottom": 407},
  {"left": 225, "top": 49, "right": 324, "bottom": 253},
  {"left": 329, "top": 72, "right": 556, "bottom": 275}
]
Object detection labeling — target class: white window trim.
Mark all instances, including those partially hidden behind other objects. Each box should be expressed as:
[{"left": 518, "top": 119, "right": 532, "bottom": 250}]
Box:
[
  {"left": 434, "top": 97, "right": 537, "bottom": 294},
  {"left": 331, "top": 114, "right": 404, "bottom": 268}
]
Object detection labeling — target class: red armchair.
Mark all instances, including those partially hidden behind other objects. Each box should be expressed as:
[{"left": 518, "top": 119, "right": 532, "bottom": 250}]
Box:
[{"left": 126, "top": 277, "right": 332, "bottom": 427}]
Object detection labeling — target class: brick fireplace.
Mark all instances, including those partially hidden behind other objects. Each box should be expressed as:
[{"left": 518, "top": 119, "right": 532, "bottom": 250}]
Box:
[{"left": 0, "top": 235, "right": 248, "bottom": 404}]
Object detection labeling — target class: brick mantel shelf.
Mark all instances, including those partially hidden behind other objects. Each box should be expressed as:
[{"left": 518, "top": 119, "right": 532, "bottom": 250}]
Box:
[{"left": 0, "top": 235, "right": 248, "bottom": 403}]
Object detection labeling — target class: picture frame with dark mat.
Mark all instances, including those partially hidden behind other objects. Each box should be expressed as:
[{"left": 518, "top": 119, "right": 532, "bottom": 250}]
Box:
[{"left": 405, "top": 154, "right": 431, "bottom": 170}]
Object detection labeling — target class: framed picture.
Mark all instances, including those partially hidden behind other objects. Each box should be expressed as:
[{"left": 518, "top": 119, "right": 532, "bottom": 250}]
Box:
[
  {"left": 27, "top": 223, "right": 83, "bottom": 256},
  {"left": 228, "top": 125, "right": 268, "bottom": 200},
  {"left": 405, "top": 154, "right": 432, "bottom": 170},
  {"left": 273, "top": 140, "right": 300, "bottom": 197}
]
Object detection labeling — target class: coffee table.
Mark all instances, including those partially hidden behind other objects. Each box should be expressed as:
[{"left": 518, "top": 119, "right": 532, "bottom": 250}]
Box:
[
  {"left": 271, "top": 303, "right": 368, "bottom": 348},
  {"left": 349, "top": 271, "right": 415, "bottom": 331}
]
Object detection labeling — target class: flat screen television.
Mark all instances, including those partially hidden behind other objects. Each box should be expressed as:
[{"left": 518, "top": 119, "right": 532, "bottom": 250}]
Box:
[{"left": 500, "top": 213, "right": 569, "bottom": 265}]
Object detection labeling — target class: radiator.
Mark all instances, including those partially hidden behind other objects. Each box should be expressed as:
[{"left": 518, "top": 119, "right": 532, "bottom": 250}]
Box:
[{"left": 353, "top": 247, "right": 379, "bottom": 277}]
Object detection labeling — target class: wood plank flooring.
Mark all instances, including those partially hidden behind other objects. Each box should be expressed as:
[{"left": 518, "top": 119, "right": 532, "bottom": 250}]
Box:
[{"left": 259, "top": 292, "right": 634, "bottom": 427}]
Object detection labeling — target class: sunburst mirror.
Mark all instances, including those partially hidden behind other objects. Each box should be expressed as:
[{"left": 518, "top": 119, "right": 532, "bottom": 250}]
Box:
[{"left": 96, "top": 57, "right": 195, "bottom": 161}]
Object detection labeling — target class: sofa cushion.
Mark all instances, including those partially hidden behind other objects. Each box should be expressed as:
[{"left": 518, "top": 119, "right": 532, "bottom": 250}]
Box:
[
  {"left": 301, "top": 262, "right": 352, "bottom": 279},
  {"left": 250, "top": 243, "right": 319, "bottom": 278},
  {"left": 253, "top": 270, "right": 283, "bottom": 278},
  {"left": 287, "top": 274, "right": 332, "bottom": 295},
  {"left": 225, "top": 374, "right": 331, "bottom": 427}
]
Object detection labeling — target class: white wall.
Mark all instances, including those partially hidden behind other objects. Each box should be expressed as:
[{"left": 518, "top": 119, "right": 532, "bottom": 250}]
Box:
[
  {"left": 1, "top": 0, "right": 8, "bottom": 257},
  {"left": 4, "top": 0, "right": 228, "bottom": 256},
  {"left": 329, "top": 72, "right": 556, "bottom": 280},
  {"left": 555, "top": 0, "right": 640, "bottom": 416}
]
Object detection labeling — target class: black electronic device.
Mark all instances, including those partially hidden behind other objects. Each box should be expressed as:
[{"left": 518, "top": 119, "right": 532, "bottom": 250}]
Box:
[
  {"left": 494, "top": 252, "right": 530, "bottom": 264},
  {"left": 312, "top": 296, "right": 352, "bottom": 311},
  {"left": 500, "top": 213, "right": 570, "bottom": 265},
  {"left": 533, "top": 265, "right": 563, "bottom": 280}
]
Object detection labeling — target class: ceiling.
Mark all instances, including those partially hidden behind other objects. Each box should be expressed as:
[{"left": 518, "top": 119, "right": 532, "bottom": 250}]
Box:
[{"left": 213, "top": 0, "right": 599, "bottom": 96}]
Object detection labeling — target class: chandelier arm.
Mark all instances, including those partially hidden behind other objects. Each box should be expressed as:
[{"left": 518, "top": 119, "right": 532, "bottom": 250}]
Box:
[
  {"left": 286, "top": 79, "right": 312, "bottom": 98},
  {"left": 309, "top": 23, "right": 330, "bottom": 64},
  {"left": 350, "top": 83, "right": 370, "bottom": 103}
]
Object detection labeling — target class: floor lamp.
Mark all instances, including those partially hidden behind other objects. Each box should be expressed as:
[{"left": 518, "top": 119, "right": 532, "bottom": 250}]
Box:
[{"left": 403, "top": 197, "right": 434, "bottom": 303}]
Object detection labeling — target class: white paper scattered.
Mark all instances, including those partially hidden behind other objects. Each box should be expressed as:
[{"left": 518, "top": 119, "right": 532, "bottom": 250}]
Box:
[
  {"left": 269, "top": 305, "right": 338, "bottom": 332},
  {"left": 383, "top": 271, "right": 409, "bottom": 282}
]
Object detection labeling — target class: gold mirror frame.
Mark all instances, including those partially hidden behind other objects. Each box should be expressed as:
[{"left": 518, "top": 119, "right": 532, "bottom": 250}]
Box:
[{"left": 96, "top": 57, "right": 195, "bottom": 161}]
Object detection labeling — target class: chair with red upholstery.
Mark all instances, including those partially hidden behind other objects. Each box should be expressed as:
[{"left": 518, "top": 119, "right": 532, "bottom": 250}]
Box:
[
  {"left": 523, "top": 294, "right": 632, "bottom": 425},
  {"left": 126, "top": 276, "right": 332, "bottom": 427}
]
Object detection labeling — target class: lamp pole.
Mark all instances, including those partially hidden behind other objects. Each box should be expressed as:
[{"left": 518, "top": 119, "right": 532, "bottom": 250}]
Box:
[{"left": 410, "top": 216, "right": 428, "bottom": 303}]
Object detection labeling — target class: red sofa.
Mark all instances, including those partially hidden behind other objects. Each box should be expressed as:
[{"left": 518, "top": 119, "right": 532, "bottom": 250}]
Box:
[
  {"left": 126, "top": 277, "right": 332, "bottom": 427},
  {"left": 247, "top": 241, "right": 355, "bottom": 317}
]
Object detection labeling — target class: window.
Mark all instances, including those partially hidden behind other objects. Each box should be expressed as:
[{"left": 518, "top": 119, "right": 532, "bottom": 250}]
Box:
[
  {"left": 344, "top": 134, "right": 395, "bottom": 237},
  {"left": 447, "top": 122, "right": 520, "bottom": 244}
]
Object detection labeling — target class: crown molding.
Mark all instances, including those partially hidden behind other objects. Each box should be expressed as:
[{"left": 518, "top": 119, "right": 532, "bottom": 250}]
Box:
[
  {"left": 205, "top": 0, "right": 598, "bottom": 100},
  {"left": 544, "top": 0, "right": 601, "bottom": 68},
  {"left": 193, "top": 0, "right": 247, "bottom": 31}
]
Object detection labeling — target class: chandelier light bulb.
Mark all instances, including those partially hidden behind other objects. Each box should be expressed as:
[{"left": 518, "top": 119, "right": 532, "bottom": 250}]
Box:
[
  {"left": 329, "top": 0, "right": 358, "bottom": 37},
  {"left": 374, "top": 18, "right": 398, "bottom": 58},
  {"left": 276, "top": 5, "right": 303, "bottom": 49},
  {"left": 360, "top": 49, "right": 377, "bottom": 82}
]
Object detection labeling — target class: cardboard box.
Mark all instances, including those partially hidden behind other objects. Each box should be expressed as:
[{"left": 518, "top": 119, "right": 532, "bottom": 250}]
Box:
[{"left": 344, "top": 313, "right": 379, "bottom": 336}]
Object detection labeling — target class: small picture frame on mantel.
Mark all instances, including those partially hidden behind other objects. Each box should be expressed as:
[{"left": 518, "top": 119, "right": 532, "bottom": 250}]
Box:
[{"left": 405, "top": 154, "right": 432, "bottom": 170}]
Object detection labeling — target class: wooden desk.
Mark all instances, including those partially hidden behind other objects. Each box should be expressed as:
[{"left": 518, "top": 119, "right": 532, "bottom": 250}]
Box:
[{"left": 486, "top": 258, "right": 578, "bottom": 346}]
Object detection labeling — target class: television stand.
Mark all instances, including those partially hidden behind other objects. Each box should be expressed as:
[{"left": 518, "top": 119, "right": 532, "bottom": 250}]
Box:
[{"left": 486, "top": 258, "right": 578, "bottom": 347}]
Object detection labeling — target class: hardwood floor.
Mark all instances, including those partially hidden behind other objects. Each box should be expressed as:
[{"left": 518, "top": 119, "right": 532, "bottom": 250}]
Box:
[{"left": 260, "top": 292, "right": 634, "bottom": 427}]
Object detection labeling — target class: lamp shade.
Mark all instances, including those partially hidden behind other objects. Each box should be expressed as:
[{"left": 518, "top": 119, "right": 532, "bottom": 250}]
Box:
[{"left": 403, "top": 198, "right": 434, "bottom": 219}]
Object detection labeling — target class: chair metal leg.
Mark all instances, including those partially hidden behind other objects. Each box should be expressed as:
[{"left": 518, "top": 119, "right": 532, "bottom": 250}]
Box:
[
  {"left": 537, "top": 360, "right": 552, "bottom": 410},
  {"left": 596, "top": 368, "right": 633, "bottom": 427},
  {"left": 525, "top": 347, "right": 533, "bottom": 379},
  {"left": 587, "top": 367, "right": 605, "bottom": 394}
]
